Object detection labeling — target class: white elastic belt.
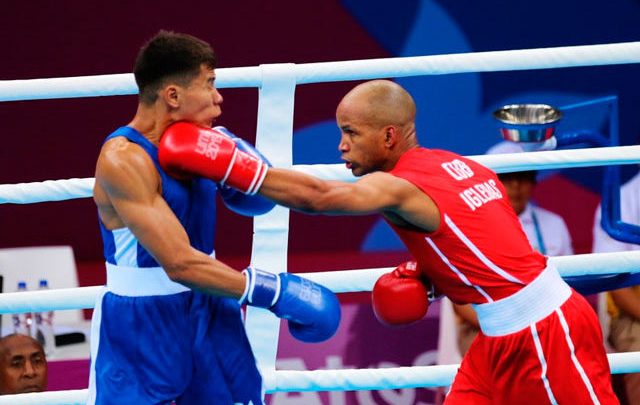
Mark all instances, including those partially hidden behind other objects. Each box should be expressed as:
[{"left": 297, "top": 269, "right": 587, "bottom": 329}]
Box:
[
  {"left": 473, "top": 263, "right": 571, "bottom": 336},
  {"left": 106, "top": 262, "right": 190, "bottom": 297}
]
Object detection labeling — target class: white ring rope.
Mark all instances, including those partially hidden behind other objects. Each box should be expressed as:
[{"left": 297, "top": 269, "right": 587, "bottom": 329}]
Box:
[
  {"left": 0, "top": 389, "right": 87, "bottom": 405},
  {"left": 0, "top": 178, "right": 95, "bottom": 204},
  {"left": 269, "top": 351, "right": 640, "bottom": 391},
  {"left": 2, "top": 351, "right": 639, "bottom": 404},
  {"left": 1, "top": 146, "right": 639, "bottom": 204},
  {"left": 0, "top": 251, "right": 636, "bottom": 314},
  {"left": 1, "top": 42, "right": 639, "bottom": 101},
  {"left": 294, "top": 145, "right": 640, "bottom": 183}
]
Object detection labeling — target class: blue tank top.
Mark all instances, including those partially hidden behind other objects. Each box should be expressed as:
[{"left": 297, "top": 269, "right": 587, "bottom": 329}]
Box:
[{"left": 99, "top": 126, "right": 217, "bottom": 267}]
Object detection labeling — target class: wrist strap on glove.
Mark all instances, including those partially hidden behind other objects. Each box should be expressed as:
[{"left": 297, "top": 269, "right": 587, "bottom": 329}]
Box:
[
  {"left": 395, "top": 261, "right": 440, "bottom": 302},
  {"left": 239, "top": 267, "right": 281, "bottom": 308}
]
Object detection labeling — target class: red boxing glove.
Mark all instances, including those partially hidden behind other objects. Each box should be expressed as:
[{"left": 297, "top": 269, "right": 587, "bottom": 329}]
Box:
[
  {"left": 159, "top": 122, "right": 268, "bottom": 194},
  {"left": 371, "top": 261, "right": 430, "bottom": 326}
]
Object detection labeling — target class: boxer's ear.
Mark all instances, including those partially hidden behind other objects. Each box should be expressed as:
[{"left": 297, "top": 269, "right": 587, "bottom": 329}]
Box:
[{"left": 161, "top": 84, "right": 180, "bottom": 109}]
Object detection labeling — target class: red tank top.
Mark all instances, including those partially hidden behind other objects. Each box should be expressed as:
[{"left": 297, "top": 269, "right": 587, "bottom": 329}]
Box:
[{"left": 387, "top": 148, "right": 546, "bottom": 304}]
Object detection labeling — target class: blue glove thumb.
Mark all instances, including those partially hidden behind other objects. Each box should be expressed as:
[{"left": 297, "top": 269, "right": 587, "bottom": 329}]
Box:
[
  {"left": 213, "top": 126, "right": 276, "bottom": 216},
  {"left": 240, "top": 268, "right": 341, "bottom": 343},
  {"left": 218, "top": 184, "right": 275, "bottom": 216},
  {"left": 271, "top": 273, "right": 341, "bottom": 343}
]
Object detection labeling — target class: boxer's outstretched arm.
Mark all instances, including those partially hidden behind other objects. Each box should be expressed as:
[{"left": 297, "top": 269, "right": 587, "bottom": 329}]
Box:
[
  {"left": 261, "top": 169, "right": 401, "bottom": 213},
  {"left": 95, "top": 139, "right": 246, "bottom": 298},
  {"left": 261, "top": 168, "right": 440, "bottom": 232},
  {"left": 156, "top": 121, "right": 438, "bottom": 232}
]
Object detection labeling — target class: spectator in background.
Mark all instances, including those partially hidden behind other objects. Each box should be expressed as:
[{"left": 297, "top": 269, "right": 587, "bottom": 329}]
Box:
[
  {"left": 452, "top": 140, "right": 574, "bottom": 355},
  {"left": 593, "top": 169, "right": 640, "bottom": 405},
  {"left": 0, "top": 334, "right": 48, "bottom": 395}
]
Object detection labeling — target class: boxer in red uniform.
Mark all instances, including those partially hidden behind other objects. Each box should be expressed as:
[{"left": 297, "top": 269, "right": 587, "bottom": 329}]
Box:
[{"left": 159, "top": 79, "right": 618, "bottom": 404}]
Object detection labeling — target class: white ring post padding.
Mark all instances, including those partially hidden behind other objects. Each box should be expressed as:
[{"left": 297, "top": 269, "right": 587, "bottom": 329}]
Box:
[
  {"left": 245, "top": 63, "right": 297, "bottom": 386},
  {"left": 1, "top": 42, "right": 640, "bottom": 101},
  {"left": 2, "top": 351, "right": 639, "bottom": 403},
  {"left": 0, "top": 252, "right": 636, "bottom": 313},
  {"left": 2, "top": 146, "right": 639, "bottom": 204}
]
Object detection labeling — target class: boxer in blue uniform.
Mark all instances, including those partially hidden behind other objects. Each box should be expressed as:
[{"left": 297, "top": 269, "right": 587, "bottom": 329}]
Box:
[{"left": 90, "top": 31, "right": 340, "bottom": 405}]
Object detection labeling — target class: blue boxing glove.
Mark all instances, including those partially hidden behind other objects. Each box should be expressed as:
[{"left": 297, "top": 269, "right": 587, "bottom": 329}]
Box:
[
  {"left": 239, "top": 267, "right": 341, "bottom": 343},
  {"left": 214, "top": 126, "right": 276, "bottom": 216}
]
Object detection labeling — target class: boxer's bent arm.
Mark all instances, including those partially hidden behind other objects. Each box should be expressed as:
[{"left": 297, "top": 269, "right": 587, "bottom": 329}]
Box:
[
  {"left": 261, "top": 168, "right": 440, "bottom": 231},
  {"left": 95, "top": 143, "right": 245, "bottom": 298}
]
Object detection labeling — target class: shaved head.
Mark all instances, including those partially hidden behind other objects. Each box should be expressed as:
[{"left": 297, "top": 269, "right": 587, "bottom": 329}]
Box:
[
  {"left": 336, "top": 80, "right": 419, "bottom": 175},
  {"left": 338, "top": 80, "right": 416, "bottom": 130}
]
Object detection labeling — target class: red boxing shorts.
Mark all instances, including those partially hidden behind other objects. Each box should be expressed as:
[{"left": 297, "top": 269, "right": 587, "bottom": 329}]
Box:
[{"left": 445, "top": 266, "right": 619, "bottom": 405}]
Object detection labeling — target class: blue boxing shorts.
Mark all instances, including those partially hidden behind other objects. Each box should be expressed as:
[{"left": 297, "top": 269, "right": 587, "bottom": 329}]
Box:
[{"left": 87, "top": 264, "right": 264, "bottom": 405}]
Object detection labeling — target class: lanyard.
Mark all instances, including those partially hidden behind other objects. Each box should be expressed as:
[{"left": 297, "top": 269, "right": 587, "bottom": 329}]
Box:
[{"left": 530, "top": 207, "right": 547, "bottom": 255}]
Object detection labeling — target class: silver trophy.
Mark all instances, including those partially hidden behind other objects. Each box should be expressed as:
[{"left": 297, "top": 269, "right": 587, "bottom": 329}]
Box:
[{"left": 493, "top": 104, "right": 562, "bottom": 151}]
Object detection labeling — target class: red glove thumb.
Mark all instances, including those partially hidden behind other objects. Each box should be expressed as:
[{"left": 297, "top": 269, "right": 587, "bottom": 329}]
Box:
[{"left": 372, "top": 262, "right": 429, "bottom": 326}]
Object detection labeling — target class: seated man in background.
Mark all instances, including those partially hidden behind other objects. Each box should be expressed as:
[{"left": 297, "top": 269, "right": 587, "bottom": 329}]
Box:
[
  {"left": 0, "top": 334, "right": 48, "bottom": 395},
  {"left": 452, "top": 140, "right": 573, "bottom": 355},
  {"left": 593, "top": 168, "right": 640, "bottom": 405}
]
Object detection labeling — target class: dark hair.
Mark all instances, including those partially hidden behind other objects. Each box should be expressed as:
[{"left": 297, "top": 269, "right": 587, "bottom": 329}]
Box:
[
  {"left": 134, "top": 30, "right": 217, "bottom": 104},
  {"left": 498, "top": 170, "right": 537, "bottom": 184}
]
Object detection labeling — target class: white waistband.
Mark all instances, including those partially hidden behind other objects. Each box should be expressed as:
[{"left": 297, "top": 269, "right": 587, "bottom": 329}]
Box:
[
  {"left": 473, "top": 264, "right": 571, "bottom": 336},
  {"left": 106, "top": 262, "right": 191, "bottom": 296}
]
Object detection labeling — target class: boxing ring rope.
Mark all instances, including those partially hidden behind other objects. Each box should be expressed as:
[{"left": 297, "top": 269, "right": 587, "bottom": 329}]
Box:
[
  {"left": 0, "top": 251, "right": 637, "bottom": 314},
  {"left": 2, "top": 146, "right": 640, "bottom": 204},
  {"left": 1, "top": 41, "right": 640, "bottom": 404},
  {"left": 1, "top": 41, "right": 640, "bottom": 101},
  {"left": 2, "top": 350, "right": 640, "bottom": 405}
]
